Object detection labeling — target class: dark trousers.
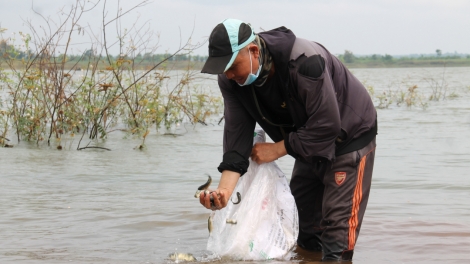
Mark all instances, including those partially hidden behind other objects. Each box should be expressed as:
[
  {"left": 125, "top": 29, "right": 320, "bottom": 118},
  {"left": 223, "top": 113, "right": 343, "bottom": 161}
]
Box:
[{"left": 290, "top": 138, "right": 376, "bottom": 261}]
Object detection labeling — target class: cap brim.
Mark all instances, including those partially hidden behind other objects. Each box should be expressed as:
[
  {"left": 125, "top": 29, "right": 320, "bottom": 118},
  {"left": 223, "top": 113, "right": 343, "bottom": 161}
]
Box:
[{"left": 200, "top": 54, "right": 233, "bottom": 74}]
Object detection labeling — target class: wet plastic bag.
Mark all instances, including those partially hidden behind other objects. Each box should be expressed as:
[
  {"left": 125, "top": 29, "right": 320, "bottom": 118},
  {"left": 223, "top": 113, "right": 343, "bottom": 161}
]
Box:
[{"left": 207, "top": 129, "right": 299, "bottom": 260}]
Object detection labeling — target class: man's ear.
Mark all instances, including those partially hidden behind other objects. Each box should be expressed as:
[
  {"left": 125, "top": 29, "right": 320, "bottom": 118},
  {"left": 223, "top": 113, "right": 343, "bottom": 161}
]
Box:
[{"left": 248, "top": 44, "right": 260, "bottom": 58}]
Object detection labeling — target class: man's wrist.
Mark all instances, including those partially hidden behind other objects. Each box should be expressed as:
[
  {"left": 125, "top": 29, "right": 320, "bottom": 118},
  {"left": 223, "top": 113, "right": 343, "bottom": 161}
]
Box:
[{"left": 276, "top": 140, "right": 287, "bottom": 158}]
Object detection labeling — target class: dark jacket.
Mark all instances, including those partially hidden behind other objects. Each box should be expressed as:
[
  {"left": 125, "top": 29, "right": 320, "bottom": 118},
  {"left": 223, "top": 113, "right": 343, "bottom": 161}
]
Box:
[{"left": 217, "top": 27, "right": 377, "bottom": 175}]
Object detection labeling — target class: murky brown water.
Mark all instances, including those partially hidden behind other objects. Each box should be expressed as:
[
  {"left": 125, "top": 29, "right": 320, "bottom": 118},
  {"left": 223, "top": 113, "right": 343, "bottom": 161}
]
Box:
[{"left": 1, "top": 67, "right": 469, "bottom": 263}]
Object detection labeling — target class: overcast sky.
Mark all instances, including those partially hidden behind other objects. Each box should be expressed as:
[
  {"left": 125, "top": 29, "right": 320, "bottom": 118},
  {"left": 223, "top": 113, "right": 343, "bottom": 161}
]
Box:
[{"left": 0, "top": 0, "right": 469, "bottom": 56}]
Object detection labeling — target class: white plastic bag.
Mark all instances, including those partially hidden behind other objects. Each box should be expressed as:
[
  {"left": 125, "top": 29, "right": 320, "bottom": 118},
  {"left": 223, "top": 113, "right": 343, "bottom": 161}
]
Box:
[{"left": 207, "top": 129, "right": 299, "bottom": 260}]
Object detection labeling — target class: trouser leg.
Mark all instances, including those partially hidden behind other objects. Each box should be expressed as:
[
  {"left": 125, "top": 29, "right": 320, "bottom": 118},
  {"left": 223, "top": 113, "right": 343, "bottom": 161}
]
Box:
[
  {"left": 290, "top": 159, "right": 327, "bottom": 252},
  {"left": 321, "top": 138, "right": 376, "bottom": 261}
]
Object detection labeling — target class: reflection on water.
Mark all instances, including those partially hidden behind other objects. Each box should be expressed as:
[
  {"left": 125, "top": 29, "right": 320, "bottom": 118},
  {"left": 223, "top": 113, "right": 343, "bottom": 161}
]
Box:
[{"left": 0, "top": 67, "right": 469, "bottom": 263}]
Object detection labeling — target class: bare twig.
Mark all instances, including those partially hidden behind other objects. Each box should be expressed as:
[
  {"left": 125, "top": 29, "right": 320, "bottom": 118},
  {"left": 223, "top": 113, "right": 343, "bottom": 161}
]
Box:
[
  {"left": 0, "top": 136, "right": 11, "bottom": 141},
  {"left": 77, "top": 146, "right": 111, "bottom": 151}
]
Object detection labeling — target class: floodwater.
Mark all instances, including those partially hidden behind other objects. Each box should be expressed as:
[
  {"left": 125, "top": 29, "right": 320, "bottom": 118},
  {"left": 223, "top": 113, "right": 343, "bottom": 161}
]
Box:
[{"left": 0, "top": 67, "right": 469, "bottom": 264}]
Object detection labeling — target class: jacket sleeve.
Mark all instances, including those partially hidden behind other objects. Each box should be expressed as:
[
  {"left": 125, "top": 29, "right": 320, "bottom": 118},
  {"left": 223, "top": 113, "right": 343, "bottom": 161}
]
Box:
[
  {"left": 284, "top": 63, "right": 341, "bottom": 163},
  {"left": 217, "top": 75, "right": 256, "bottom": 175}
]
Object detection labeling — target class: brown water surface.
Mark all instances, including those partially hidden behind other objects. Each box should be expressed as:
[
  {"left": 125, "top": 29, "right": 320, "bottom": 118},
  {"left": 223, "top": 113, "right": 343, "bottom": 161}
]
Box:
[{"left": 0, "top": 67, "right": 469, "bottom": 263}]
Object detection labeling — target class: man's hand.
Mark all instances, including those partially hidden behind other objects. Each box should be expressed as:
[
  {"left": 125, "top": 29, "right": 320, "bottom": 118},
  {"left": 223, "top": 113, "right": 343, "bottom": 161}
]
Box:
[
  {"left": 199, "top": 170, "right": 240, "bottom": 211},
  {"left": 251, "top": 140, "right": 287, "bottom": 164},
  {"left": 199, "top": 188, "right": 230, "bottom": 210}
]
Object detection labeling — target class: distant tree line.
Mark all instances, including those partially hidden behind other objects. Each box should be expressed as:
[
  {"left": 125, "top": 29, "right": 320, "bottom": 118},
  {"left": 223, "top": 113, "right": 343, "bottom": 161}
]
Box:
[
  {"left": 3, "top": 38, "right": 470, "bottom": 68},
  {"left": 0, "top": 39, "right": 34, "bottom": 59},
  {"left": 0, "top": 40, "right": 208, "bottom": 63},
  {"left": 338, "top": 51, "right": 397, "bottom": 63},
  {"left": 337, "top": 49, "right": 470, "bottom": 67},
  {"left": 69, "top": 50, "right": 209, "bottom": 62}
]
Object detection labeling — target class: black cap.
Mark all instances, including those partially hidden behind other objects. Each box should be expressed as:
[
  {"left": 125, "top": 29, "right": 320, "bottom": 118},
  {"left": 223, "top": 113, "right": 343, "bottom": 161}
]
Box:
[{"left": 201, "top": 19, "right": 256, "bottom": 74}]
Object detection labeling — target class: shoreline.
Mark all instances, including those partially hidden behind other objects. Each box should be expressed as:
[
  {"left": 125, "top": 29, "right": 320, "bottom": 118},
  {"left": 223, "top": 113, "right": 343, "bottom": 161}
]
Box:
[
  {"left": 3, "top": 59, "right": 470, "bottom": 72},
  {"left": 343, "top": 61, "right": 470, "bottom": 68}
]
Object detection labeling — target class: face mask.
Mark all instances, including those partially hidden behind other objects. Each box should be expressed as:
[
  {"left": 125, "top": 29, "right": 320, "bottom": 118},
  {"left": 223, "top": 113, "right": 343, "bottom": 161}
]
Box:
[{"left": 238, "top": 49, "right": 262, "bottom": 86}]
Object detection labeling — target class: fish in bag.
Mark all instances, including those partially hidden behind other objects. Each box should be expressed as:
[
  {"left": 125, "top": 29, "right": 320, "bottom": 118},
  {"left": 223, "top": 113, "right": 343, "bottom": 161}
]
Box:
[{"left": 207, "top": 129, "right": 299, "bottom": 260}]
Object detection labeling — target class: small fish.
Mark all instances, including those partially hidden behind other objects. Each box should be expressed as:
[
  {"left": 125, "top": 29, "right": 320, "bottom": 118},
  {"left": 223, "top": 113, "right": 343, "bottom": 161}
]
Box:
[
  {"left": 226, "top": 219, "right": 237, "bottom": 224},
  {"left": 168, "top": 252, "right": 196, "bottom": 262},
  {"left": 231, "top": 192, "right": 242, "bottom": 204},
  {"left": 194, "top": 175, "right": 212, "bottom": 198},
  {"left": 208, "top": 213, "right": 214, "bottom": 234},
  {"left": 208, "top": 191, "right": 220, "bottom": 207}
]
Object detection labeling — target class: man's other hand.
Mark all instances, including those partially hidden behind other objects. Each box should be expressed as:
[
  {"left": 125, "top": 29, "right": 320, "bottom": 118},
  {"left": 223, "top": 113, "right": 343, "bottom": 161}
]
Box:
[{"left": 251, "top": 140, "right": 287, "bottom": 164}]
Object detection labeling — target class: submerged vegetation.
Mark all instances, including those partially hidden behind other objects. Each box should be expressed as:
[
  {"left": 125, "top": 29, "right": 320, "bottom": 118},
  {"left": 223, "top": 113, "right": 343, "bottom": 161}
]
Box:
[
  {"left": 0, "top": 1, "right": 467, "bottom": 150},
  {"left": 363, "top": 67, "right": 459, "bottom": 110},
  {"left": 0, "top": 0, "right": 222, "bottom": 150}
]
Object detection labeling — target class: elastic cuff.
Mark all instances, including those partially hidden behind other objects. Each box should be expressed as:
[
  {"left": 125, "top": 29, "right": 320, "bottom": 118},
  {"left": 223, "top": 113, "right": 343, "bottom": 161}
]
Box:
[
  {"left": 283, "top": 132, "right": 298, "bottom": 159},
  {"left": 217, "top": 150, "right": 249, "bottom": 176}
]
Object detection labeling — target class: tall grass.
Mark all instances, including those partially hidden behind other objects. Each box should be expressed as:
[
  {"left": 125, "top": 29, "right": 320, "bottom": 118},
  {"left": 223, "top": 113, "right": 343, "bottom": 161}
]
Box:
[
  {"left": 0, "top": 0, "right": 222, "bottom": 150},
  {"left": 363, "top": 67, "right": 458, "bottom": 110}
]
